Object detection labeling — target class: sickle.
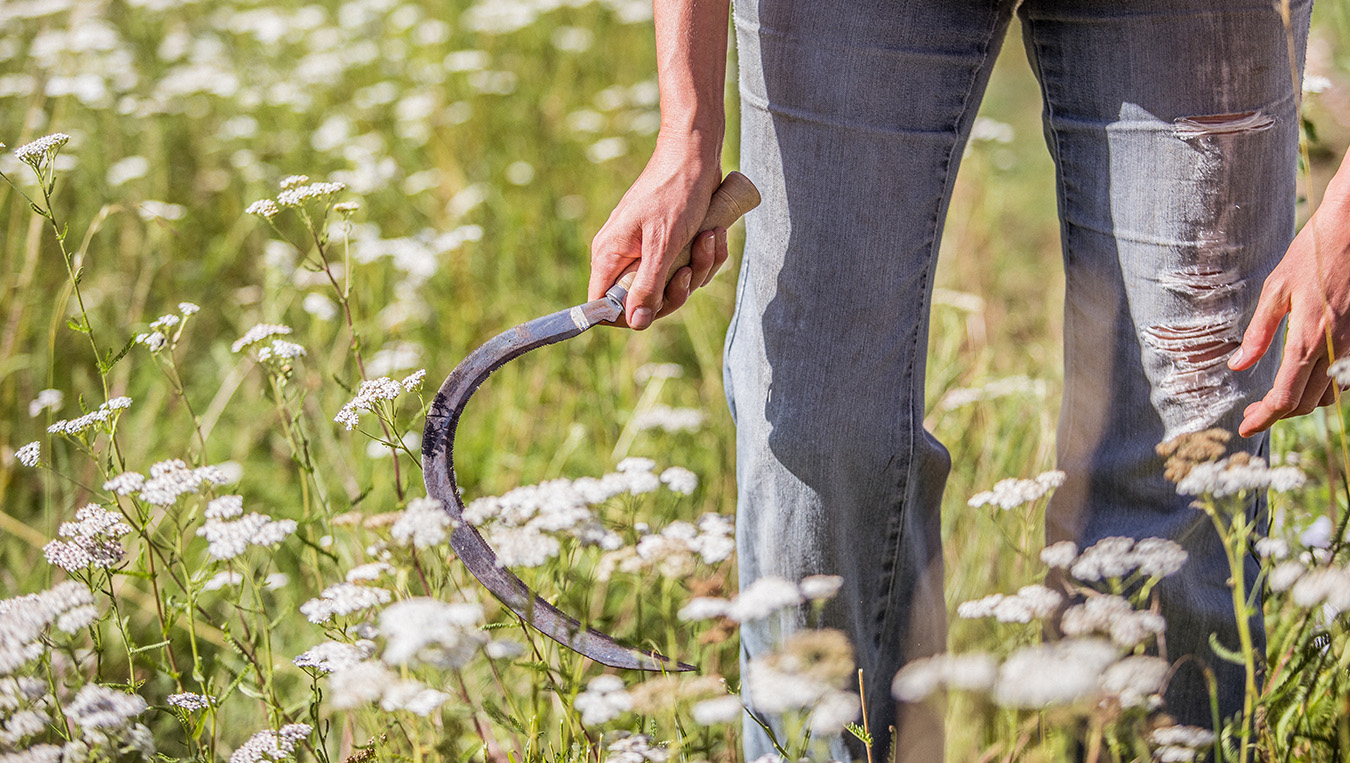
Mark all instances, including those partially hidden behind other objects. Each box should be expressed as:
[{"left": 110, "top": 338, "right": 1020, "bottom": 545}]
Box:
[{"left": 422, "top": 173, "right": 761, "bottom": 671}]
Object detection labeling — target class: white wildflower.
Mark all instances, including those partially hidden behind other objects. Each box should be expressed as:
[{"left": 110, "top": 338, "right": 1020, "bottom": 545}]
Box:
[
  {"left": 800, "top": 575, "right": 844, "bottom": 601},
  {"left": 606, "top": 733, "right": 669, "bottom": 763},
  {"left": 485, "top": 525, "right": 560, "bottom": 568},
  {"left": 634, "top": 406, "right": 705, "bottom": 434},
  {"left": 299, "top": 583, "right": 391, "bottom": 624},
  {"left": 1150, "top": 725, "right": 1216, "bottom": 749},
  {"left": 202, "top": 571, "right": 242, "bottom": 591},
  {"left": 1290, "top": 567, "right": 1350, "bottom": 610},
  {"left": 726, "top": 576, "right": 804, "bottom": 621},
  {"left": 179, "top": 302, "right": 199, "bottom": 316},
  {"left": 1331, "top": 357, "right": 1350, "bottom": 386},
  {"left": 1099, "top": 654, "right": 1168, "bottom": 708},
  {"left": 993, "top": 638, "right": 1119, "bottom": 708},
  {"left": 1254, "top": 537, "right": 1289, "bottom": 560},
  {"left": 391, "top": 497, "right": 454, "bottom": 548},
  {"left": 232, "top": 323, "right": 292, "bottom": 353},
  {"left": 691, "top": 695, "right": 742, "bottom": 725},
  {"left": 277, "top": 181, "right": 346, "bottom": 207},
  {"left": 205, "top": 495, "right": 244, "bottom": 519},
  {"left": 678, "top": 597, "right": 730, "bottom": 621},
  {"left": 65, "top": 684, "right": 146, "bottom": 729},
  {"left": 14, "top": 133, "right": 70, "bottom": 166},
  {"left": 345, "top": 562, "right": 392, "bottom": 582},
  {"left": 28, "top": 389, "right": 62, "bottom": 418},
  {"left": 196, "top": 506, "right": 296, "bottom": 560},
  {"left": 400, "top": 369, "right": 426, "bottom": 391},
  {"left": 1070, "top": 537, "right": 1138, "bottom": 582},
  {"left": 279, "top": 175, "right": 309, "bottom": 190},
  {"left": 228, "top": 723, "right": 310, "bottom": 763},
  {"left": 484, "top": 639, "right": 525, "bottom": 660},
  {"left": 103, "top": 472, "right": 145, "bottom": 496},
  {"left": 659, "top": 466, "right": 698, "bottom": 495},
  {"left": 43, "top": 504, "right": 132, "bottom": 572},
  {"left": 293, "top": 640, "right": 375, "bottom": 674},
  {"left": 15, "top": 442, "right": 39, "bottom": 468},
  {"left": 634, "top": 363, "right": 682, "bottom": 383},
  {"left": 56, "top": 604, "right": 98, "bottom": 633},
  {"left": 891, "top": 653, "right": 999, "bottom": 702},
  {"left": 958, "top": 585, "right": 1062, "bottom": 624},
  {"left": 575, "top": 675, "right": 632, "bottom": 724},
  {"left": 1040, "top": 541, "right": 1078, "bottom": 568},
  {"left": 47, "top": 396, "right": 133, "bottom": 438},
  {"left": 616, "top": 457, "right": 656, "bottom": 473},
  {"left": 256, "top": 339, "right": 307, "bottom": 363},
  {"left": 333, "top": 376, "right": 402, "bottom": 430},
  {"left": 1268, "top": 560, "right": 1305, "bottom": 592},
  {"left": 134, "top": 331, "right": 166, "bottom": 351},
  {"left": 809, "top": 690, "right": 861, "bottom": 734},
  {"left": 333, "top": 201, "right": 360, "bottom": 215},
  {"left": 1300, "top": 516, "right": 1333, "bottom": 549},
  {"left": 166, "top": 693, "right": 211, "bottom": 711},
  {"left": 1131, "top": 537, "right": 1188, "bottom": 578},
  {"left": 1176, "top": 455, "right": 1306, "bottom": 497},
  {"left": 380, "top": 598, "right": 484, "bottom": 669},
  {"left": 245, "top": 199, "right": 279, "bottom": 219},
  {"left": 1060, "top": 595, "right": 1165, "bottom": 648},
  {"left": 379, "top": 680, "right": 449, "bottom": 716},
  {"left": 969, "top": 470, "right": 1065, "bottom": 510},
  {"left": 302, "top": 292, "right": 337, "bottom": 320}
]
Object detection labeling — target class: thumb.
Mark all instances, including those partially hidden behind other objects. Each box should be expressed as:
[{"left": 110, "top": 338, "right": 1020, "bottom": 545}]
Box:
[
  {"left": 625, "top": 230, "right": 673, "bottom": 330},
  {"left": 1229, "top": 283, "right": 1288, "bottom": 371}
]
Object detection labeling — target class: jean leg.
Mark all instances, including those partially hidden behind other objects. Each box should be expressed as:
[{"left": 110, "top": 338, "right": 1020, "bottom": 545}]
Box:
[
  {"left": 728, "top": 2, "right": 1016, "bottom": 759},
  {"left": 1019, "top": 0, "right": 1312, "bottom": 727}
]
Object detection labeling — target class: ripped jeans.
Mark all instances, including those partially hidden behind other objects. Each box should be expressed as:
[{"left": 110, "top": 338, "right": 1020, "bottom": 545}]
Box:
[{"left": 723, "top": 0, "right": 1312, "bottom": 759}]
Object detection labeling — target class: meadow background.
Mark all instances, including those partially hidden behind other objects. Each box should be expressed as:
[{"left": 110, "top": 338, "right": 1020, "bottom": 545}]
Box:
[{"left": 4, "top": 1, "right": 1350, "bottom": 761}]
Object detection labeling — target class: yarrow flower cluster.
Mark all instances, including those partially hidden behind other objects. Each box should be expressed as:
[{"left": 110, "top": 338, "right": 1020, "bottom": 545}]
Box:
[
  {"left": 232, "top": 323, "right": 293, "bottom": 353},
  {"left": 596, "top": 513, "right": 734, "bottom": 580},
  {"left": 47, "top": 396, "right": 132, "bottom": 438},
  {"left": 15, "top": 442, "right": 40, "bottom": 467},
  {"left": 228, "top": 723, "right": 310, "bottom": 763},
  {"left": 1059, "top": 594, "right": 1166, "bottom": 648},
  {"left": 1175, "top": 453, "right": 1307, "bottom": 498},
  {"left": 299, "top": 583, "right": 392, "bottom": 624},
  {"left": 276, "top": 180, "right": 346, "bottom": 207},
  {"left": 104, "top": 459, "right": 229, "bottom": 506},
  {"left": 245, "top": 199, "right": 279, "bottom": 219},
  {"left": 390, "top": 497, "right": 455, "bottom": 549},
  {"left": 166, "top": 693, "right": 212, "bottom": 711},
  {"left": 632, "top": 405, "right": 705, "bottom": 434},
  {"left": 969, "top": 470, "right": 1065, "bottom": 510},
  {"left": 294, "top": 641, "right": 376, "bottom": 674},
  {"left": 43, "top": 505, "right": 133, "bottom": 572},
  {"left": 956, "top": 584, "right": 1062, "bottom": 624},
  {"left": 743, "top": 629, "right": 859, "bottom": 734},
  {"left": 333, "top": 371, "right": 423, "bottom": 430},
  {"left": 1150, "top": 725, "right": 1216, "bottom": 762},
  {"left": 606, "top": 733, "right": 670, "bottom": 763},
  {"left": 1043, "top": 536, "right": 1189, "bottom": 583},
  {"left": 0, "top": 582, "right": 98, "bottom": 674},
  {"left": 891, "top": 653, "right": 999, "bottom": 702},
  {"left": 28, "top": 389, "right": 63, "bottom": 418},
  {"left": 256, "top": 339, "right": 307, "bottom": 363},
  {"left": 678, "top": 573, "right": 843, "bottom": 623},
  {"left": 379, "top": 598, "right": 485, "bottom": 669},
  {"left": 195, "top": 495, "right": 296, "bottom": 560},
  {"left": 14, "top": 132, "right": 71, "bottom": 167},
  {"left": 574, "top": 674, "right": 633, "bottom": 724}
]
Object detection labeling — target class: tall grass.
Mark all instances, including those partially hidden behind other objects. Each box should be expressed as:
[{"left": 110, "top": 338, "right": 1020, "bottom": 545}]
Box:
[{"left": 2, "top": 1, "right": 1350, "bottom": 761}]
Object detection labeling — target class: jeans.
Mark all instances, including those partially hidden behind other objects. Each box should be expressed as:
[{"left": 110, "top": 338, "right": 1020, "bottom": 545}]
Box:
[{"left": 723, "top": 1, "right": 1312, "bottom": 759}]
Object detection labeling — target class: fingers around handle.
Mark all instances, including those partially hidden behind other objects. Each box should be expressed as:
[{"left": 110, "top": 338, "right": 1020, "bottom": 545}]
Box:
[{"left": 614, "top": 171, "right": 761, "bottom": 294}]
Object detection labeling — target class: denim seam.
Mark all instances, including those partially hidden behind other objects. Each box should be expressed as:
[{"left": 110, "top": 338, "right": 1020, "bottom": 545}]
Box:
[
  {"left": 1022, "top": 13, "right": 1078, "bottom": 485},
  {"left": 722, "top": 229, "right": 753, "bottom": 423},
  {"left": 875, "top": 4, "right": 1008, "bottom": 642}
]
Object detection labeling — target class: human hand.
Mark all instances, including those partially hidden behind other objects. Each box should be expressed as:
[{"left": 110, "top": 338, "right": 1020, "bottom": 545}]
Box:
[
  {"left": 588, "top": 135, "right": 729, "bottom": 329},
  {"left": 1230, "top": 184, "right": 1350, "bottom": 436}
]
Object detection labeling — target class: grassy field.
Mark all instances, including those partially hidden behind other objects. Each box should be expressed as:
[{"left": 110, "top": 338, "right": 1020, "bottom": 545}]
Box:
[{"left": 4, "top": 1, "right": 1350, "bottom": 761}]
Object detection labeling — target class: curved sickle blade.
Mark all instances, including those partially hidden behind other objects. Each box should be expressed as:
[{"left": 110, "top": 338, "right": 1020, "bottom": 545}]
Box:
[{"left": 422, "top": 290, "right": 695, "bottom": 672}]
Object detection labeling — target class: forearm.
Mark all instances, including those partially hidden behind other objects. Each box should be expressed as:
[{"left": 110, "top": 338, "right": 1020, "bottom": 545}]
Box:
[{"left": 653, "top": 0, "right": 730, "bottom": 159}]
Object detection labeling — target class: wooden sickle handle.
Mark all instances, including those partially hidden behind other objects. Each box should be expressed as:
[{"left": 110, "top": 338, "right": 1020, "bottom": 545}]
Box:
[{"left": 614, "top": 171, "right": 761, "bottom": 293}]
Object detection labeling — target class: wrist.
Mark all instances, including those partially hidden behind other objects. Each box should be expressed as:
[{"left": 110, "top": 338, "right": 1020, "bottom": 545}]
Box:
[{"left": 654, "top": 123, "right": 724, "bottom": 167}]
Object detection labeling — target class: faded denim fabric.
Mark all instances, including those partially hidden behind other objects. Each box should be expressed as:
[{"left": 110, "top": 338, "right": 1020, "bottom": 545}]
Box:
[{"left": 724, "top": 1, "right": 1312, "bottom": 760}]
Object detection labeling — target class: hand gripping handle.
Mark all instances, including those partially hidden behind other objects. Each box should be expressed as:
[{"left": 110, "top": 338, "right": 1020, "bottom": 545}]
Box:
[{"left": 610, "top": 171, "right": 762, "bottom": 298}]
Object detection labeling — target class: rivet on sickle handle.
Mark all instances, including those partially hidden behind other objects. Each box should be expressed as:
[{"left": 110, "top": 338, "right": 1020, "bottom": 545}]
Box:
[{"left": 422, "top": 172, "right": 761, "bottom": 671}]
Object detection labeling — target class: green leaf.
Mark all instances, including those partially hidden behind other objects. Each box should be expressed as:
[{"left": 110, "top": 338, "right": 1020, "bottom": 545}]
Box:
[
  {"left": 845, "top": 722, "right": 872, "bottom": 745},
  {"left": 102, "top": 336, "right": 136, "bottom": 373},
  {"left": 67, "top": 317, "right": 89, "bottom": 334},
  {"left": 1208, "top": 632, "right": 1248, "bottom": 666},
  {"left": 131, "top": 639, "right": 171, "bottom": 655}
]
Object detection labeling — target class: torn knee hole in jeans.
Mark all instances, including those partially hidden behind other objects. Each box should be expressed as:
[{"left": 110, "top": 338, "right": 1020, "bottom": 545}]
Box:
[
  {"left": 1158, "top": 265, "right": 1245, "bottom": 300},
  {"left": 1173, "top": 110, "right": 1275, "bottom": 139},
  {"left": 1142, "top": 310, "right": 1241, "bottom": 402}
]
